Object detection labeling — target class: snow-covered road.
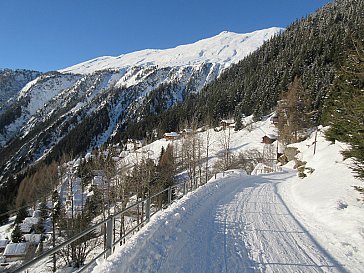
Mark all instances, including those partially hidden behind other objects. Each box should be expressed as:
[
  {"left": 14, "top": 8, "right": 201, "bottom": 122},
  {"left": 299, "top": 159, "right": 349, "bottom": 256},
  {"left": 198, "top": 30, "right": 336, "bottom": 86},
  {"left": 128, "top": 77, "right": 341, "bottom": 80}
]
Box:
[{"left": 93, "top": 170, "right": 348, "bottom": 273}]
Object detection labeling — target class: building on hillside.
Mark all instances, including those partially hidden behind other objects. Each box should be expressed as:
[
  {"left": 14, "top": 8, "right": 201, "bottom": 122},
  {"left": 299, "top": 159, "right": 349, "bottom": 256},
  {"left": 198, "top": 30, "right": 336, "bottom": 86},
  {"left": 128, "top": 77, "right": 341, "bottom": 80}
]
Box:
[
  {"left": 220, "top": 119, "right": 235, "bottom": 129},
  {"left": 0, "top": 239, "right": 9, "bottom": 253},
  {"left": 3, "top": 243, "right": 28, "bottom": 262},
  {"left": 126, "top": 139, "right": 144, "bottom": 151},
  {"left": 196, "top": 126, "right": 206, "bottom": 133},
  {"left": 181, "top": 128, "right": 193, "bottom": 137},
  {"left": 270, "top": 114, "right": 278, "bottom": 125},
  {"left": 119, "top": 150, "right": 129, "bottom": 158},
  {"left": 91, "top": 171, "right": 107, "bottom": 189},
  {"left": 164, "top": 132, "right": 180, "bottom": 141},
  {"left": 19, "top": 217, "right": 39, "bottom": 234},
  {"left": 23, "top": 234, "right": 42, "bottom": 245},
  {"left": 262, "top": 134, "right": 277, "bottom": 144}
]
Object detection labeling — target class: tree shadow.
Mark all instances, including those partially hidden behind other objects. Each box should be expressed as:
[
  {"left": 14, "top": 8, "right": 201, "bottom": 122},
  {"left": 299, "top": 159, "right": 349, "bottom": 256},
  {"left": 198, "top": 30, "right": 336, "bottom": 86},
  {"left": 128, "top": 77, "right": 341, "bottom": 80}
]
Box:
[{"left": 217, "top": 171, "right": 349, "bottom": 273}]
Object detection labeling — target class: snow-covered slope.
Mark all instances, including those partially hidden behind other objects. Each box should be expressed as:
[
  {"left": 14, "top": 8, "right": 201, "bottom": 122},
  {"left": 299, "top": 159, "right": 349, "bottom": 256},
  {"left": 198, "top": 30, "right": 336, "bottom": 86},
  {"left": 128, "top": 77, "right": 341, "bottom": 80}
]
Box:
[
  {"left": 60, "top": 28, "right": 283, "bottom": 75},
  {"left": 0, "top": 69, "right": 41, "bottom": 113},
  {"left": 93, "top": 119, "right": 364, "bottom": 273},
  {"left": 279, "top": 129, "right": 364, "bottom": 272},
  {"left": 0, "top": 28, "right": 282, "bottom": 186}
]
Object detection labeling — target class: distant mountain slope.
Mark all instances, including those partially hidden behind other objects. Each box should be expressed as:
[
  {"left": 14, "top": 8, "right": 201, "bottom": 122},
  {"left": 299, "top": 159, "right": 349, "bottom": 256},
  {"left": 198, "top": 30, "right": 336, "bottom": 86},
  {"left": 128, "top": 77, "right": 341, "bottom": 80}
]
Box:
[
  {"left": 60, "top": 28, "right": 283, "bottom": 75},
  {"left": 151, "top": 0, "right": 363, "bottom": 130},
  {"left": 0, "top": 69, "right": 41, "bottom": 113},
  {"left": 0, "top": 27, "right": 281, "bottom": 189}
]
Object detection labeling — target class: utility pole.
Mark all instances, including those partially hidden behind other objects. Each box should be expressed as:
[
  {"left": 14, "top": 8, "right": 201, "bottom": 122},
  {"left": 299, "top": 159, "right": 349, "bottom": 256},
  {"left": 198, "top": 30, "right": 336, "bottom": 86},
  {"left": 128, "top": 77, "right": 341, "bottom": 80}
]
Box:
[{"left": 313, "top": 126, "right": 318, "bottom": 155}]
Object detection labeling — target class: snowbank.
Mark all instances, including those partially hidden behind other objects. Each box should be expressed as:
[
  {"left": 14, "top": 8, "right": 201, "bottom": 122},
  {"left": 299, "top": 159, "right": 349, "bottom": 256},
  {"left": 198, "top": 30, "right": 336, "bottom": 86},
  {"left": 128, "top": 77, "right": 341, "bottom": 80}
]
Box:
[{"left": 279, "top": 128, "right": 364, "bottom": 271}]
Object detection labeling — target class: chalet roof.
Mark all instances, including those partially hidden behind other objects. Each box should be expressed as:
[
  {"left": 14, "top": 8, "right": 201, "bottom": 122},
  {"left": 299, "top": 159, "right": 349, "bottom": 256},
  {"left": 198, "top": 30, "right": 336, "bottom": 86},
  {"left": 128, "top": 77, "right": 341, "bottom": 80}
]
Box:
[
  {"left": 265, "top": 134, "right": 277, "bottom": 139},
  {"left": 3, "top": 243, "right": 28, "bottom": 256},
  {"left": 119, "top": 151, "right": 129, "bottom": 158},
  {"left": 23, "top": 216, "right": 39, "bottom": 225},
  {"left": 23, "top": 234, "right": 42, "bottom": 244},
  {"left": 251, "top": 163, "right": 270, "bottom": 175},
  {"left": 164, "top": 132, "right": 179, "bottom": 137},
  {"left": 220, "top": 119, "right": 235, "bottom": 124},
  {"left": 19, "top": 223, "right": 32, "bottom": 233},
  {"left": 0, "top": 239, "right": 9, "bottom": 248}
]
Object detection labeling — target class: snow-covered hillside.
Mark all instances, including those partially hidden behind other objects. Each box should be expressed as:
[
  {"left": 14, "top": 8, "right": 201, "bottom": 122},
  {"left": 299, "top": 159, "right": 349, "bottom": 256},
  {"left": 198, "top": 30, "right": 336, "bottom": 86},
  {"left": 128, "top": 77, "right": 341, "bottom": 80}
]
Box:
[
  {"left": 0, "top": 27, "right": 282, "bottom": 186},
  {"left": 92, "top": 118, "right": 364, "bottom": 273},
  {"left": 60, "top": 28, "right": 283, "bottom": 75},
  {"left": 0, "top": 69, "right": 41, "bottom": 113},
  {"left": 1, "top": 114, "right": 362, "bottom": 272}
]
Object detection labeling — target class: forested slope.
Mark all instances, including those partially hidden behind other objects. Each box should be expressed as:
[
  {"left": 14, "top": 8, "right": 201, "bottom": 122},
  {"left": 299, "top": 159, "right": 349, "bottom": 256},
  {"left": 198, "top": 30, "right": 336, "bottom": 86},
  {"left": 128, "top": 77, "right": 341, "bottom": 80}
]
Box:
[{"left": 138, "top": 0, "right": 363, "bottom": 134}]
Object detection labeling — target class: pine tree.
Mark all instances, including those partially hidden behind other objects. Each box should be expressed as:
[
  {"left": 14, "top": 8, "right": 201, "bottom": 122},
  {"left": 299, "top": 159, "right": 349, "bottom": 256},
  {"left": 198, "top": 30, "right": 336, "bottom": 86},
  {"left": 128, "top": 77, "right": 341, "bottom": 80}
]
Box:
[
  {"left": 324, "top": 30, "right": 364, "bottom": 186},
  {"left": 15, "top": 201, "right": 28, "bottom": 224},
  {"left": 11, "top": 224, "right": 23, "bottom": 243},
  {"left": 234, "top": 109, "right": 243, "bottom": 131},
  {"left": 51, "top": 190, "right": 61, "bottom": 272},
  {"left": 34, "top": 201, "right": 48, "bottom": 234},
  {"left": 156, "top": 144, "right": 176, "bottom": 204},
  {"left": 158, "top": 144, "right": 175, "bottom": 189},
  {"left": 0, "top": 204, "right": 9, "bottom": 225},
  {"left": 277, "top": 76, "right": 311, "bottom": 144}
]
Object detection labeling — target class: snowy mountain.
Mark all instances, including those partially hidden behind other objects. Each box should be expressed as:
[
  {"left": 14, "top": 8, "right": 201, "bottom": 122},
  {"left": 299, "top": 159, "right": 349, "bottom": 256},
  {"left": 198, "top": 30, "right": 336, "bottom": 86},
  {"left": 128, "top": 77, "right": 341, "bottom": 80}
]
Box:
[
  {"left": 0, "top": 69, "right": 41, "bottom": 113},
  {"left": 0, "top": 27, "right": 282, "bottom": 186},
  {"left": 60, "top": 28, "right": 283, "bottom": 75},
  {"left": 2, "top": 113, "right": 363, "bottom": 272}
]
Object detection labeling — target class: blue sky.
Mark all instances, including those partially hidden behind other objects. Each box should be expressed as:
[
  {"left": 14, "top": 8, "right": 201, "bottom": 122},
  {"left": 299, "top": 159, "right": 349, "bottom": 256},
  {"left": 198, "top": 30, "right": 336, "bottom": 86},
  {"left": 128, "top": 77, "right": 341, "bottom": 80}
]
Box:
[{"left": 0, "top": 0, "right": 331, "bottom": 72}]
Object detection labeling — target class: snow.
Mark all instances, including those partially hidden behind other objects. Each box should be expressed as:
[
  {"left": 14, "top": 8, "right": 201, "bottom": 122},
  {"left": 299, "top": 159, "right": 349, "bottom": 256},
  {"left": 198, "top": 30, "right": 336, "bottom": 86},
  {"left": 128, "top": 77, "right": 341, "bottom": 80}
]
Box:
[
  {"left": 279, "top": 129, "right": 364, "bottom": 272},
  {"left": 0, "top": 217, "right": 14, "bottom": 241},
  {"left": 163, "top": 132, "right": 180, "bottom": 137},
  {"left": 19, "top": 74, "right": 80, "bottom": 116},
  {"left": 92, "top": 170, "right": 347, "bottom": 272},
  {"left": 3, "top": 243, "right": 28, "bottom": 256},
  {"left": 91, "top": 118, "right": 363, "bottom": 273},
  {"left": 0, "top": 239, "right": 8, "bottom": 248},
  {"left": 1, "top": 29, "right": 282, "bottom": 161},
  {"left": 2, "top": 113, "right": 360, "bottom": 272},
  {"left": 59, "top": 28, "right": 283, "bottom": 75},
  {"left": 121, "top": 139, "right": 171, "bottom": 167},
  {"left": 23, "top": 234, "right": 42, "bottom": 244}
]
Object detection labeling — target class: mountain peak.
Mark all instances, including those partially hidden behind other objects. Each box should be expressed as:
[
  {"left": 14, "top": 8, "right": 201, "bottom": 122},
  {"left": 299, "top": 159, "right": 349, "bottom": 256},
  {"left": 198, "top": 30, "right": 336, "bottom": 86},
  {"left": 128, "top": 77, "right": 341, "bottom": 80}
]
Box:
[
  {"left": 218, "top": 30, "right": 232, "bottom": 35},
  {"left": 59, "top": 27, "right": 284, "bottom": 75}
]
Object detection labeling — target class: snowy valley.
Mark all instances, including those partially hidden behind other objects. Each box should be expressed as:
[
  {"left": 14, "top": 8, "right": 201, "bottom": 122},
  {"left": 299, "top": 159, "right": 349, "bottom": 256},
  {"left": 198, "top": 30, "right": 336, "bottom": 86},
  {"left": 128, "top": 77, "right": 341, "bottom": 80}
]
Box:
[
  {"left": 1, "top": 114, "right": 363, "bottom": 272},
  {"left": 1, "top": 0, "right": 364, "bottom": 271},
  {"left": 91, "top": 117, "right": 364, "bottom": 273},
  {"left": 0, "top": 28, "right": 282, "bottom": 188}
]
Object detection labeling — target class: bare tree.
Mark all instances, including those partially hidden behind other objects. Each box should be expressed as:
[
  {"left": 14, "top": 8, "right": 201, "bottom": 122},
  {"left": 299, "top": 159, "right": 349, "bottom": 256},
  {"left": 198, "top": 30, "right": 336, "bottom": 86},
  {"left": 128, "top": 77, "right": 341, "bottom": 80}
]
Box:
[
  {"left": 277, "top": 76, "right": 311, "bottom": 144},
  {"left": 218, "top": 125, "right": 232, "bottom": 171}
]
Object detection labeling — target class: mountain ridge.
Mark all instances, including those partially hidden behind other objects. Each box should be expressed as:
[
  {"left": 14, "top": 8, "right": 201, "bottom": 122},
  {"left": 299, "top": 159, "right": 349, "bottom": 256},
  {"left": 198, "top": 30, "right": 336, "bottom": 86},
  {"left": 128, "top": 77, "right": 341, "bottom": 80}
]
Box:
[
  {"left": 59, "top": 27, "right": 283, "bottom": 75},
  {"left": 0, "top": 27, "right": 281, "bottom": 190},
  {"left": 0, "top": 69, "right": 41, "bottom": 114}
]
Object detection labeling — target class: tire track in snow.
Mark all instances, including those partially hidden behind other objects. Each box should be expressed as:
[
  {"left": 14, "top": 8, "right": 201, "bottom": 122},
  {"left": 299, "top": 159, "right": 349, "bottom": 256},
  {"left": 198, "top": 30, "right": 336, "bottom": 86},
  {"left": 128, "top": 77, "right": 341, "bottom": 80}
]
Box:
[
  {"left": 238, "top": 173, "right": 347, "bottom": 273},
  {"left": 93, "top": 171, "right": 347, "bottom": 273}
]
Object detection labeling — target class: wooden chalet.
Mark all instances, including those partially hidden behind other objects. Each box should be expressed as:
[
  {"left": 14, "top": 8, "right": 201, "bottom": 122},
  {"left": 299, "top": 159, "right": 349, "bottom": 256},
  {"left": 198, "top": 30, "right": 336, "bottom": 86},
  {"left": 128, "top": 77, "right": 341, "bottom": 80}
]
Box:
[
  {"left": 181, "top": 128, "right": 193, "bottom": 137},
  {"left": 23, "top": 234, "right": 42, "bottom": 244},
  {"left": 220, "top": 119, "right": 235, "bottom": 129},
  {"left": 0, "top": 239, "right": 9, "bottom": 254},
  {"left": 262, "top": 134, "right": 277, "bottom": 144},
  {"left": 164, "top": 132, "right": 180, "bottom": 141},
  {"left": 3, "top": 243, "right": 28, "bottom": 262},
  {"left": 270, "top": 114, "right": 278, "bottom": 125}
]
